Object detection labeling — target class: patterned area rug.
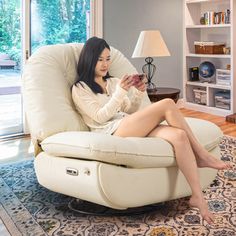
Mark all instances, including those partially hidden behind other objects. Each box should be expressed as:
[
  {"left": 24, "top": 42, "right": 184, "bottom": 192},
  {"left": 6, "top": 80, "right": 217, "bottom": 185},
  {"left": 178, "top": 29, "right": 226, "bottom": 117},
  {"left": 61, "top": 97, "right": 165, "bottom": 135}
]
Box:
[{"left": 0, "top": 136, "right": 235, "bottom": 236}]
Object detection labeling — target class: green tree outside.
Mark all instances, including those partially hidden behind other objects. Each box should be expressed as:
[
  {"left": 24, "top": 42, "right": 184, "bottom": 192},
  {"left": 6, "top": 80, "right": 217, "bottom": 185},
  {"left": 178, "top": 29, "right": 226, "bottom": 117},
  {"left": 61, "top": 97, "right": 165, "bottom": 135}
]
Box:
[
  {"left": 0, "top": 0, "right": 90, "bottom": 68},
  {"left": 31, "top": 0, "right": 90, "bottom": 52},
  {"left": 0, "top": 0, "right": 21, "bottom": 65}
]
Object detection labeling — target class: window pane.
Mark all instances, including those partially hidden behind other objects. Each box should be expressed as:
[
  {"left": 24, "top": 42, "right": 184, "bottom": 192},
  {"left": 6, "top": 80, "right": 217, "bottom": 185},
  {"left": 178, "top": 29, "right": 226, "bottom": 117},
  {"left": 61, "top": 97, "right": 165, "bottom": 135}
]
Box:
[
  {"left": 0, "top": 0, "right": 23, "bottom": 136},
  {"left": 30, "top": 0, "right": 90, "bottom": 53}
]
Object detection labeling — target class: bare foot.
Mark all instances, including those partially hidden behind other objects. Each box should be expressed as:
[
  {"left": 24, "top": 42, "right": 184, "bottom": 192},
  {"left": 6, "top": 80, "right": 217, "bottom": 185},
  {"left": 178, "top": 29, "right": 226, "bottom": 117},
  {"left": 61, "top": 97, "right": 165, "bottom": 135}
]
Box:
[
  {"left": 195, "top": 150, "right": 232, "bottom": 170},
  {"left": 189, "top": 195, "right": 214, "bottom": 225}
]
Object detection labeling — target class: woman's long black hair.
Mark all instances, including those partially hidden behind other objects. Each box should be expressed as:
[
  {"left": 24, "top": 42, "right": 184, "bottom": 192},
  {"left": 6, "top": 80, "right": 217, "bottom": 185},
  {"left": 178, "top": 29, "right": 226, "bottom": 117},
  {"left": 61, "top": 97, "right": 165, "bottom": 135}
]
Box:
[{"left": 74, "top": 36, "right": 111, "bottom": 94}]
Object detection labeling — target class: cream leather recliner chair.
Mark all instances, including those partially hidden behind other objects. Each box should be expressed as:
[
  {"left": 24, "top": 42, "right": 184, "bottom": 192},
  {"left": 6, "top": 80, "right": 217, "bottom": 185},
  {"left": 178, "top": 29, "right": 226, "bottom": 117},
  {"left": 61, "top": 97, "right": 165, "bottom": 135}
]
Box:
[{"left": 22, "top": 43, "right": 223, "bottom": 211}]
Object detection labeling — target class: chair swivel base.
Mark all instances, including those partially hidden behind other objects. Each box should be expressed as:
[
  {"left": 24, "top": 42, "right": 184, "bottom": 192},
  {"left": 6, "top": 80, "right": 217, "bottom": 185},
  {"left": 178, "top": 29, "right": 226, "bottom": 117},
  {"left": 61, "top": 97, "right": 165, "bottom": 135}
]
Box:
[{"left": 68, "top": 198, "right": 164, "bottom": 216}]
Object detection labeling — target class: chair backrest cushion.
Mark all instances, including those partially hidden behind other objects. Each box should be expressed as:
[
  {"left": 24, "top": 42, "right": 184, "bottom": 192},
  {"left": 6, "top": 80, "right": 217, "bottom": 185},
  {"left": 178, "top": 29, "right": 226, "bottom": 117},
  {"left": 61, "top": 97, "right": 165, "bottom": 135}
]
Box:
[{"left": 22, "top": 43, "right": 150, "bottom": 142}]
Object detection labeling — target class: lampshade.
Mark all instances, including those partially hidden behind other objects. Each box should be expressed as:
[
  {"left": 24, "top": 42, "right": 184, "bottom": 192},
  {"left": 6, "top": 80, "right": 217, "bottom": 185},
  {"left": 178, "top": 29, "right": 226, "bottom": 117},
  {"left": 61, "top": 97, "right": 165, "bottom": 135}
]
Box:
[{"left": 132, "top": 30, "right": 170, "bottom": 58}]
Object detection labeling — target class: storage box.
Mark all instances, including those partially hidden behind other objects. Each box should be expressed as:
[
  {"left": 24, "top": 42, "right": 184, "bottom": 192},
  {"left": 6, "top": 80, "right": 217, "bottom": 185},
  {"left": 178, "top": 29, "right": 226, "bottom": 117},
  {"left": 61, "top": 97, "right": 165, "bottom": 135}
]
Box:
[
  {"left": 215, "top": 91, "right": 230, "bottom": 110},
  {"left": 193, "top": 89, "right": 207, "bottom": 105},
  {"left": 226, "top": 113, "right": 236, "bottom": 123},
  {"left": 216, "top": 69, "right": 231, "bottom": 85},
  {"left": 194, "top": 41, "right": 225, "bottom": 54},
  {"left": 189, "top": 67, "right": 199, "bottom": 81}
]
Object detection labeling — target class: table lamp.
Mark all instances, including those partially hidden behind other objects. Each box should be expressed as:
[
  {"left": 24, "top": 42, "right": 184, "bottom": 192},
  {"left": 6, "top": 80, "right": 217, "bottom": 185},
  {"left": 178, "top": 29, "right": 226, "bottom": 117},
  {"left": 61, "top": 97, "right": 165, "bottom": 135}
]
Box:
[{"left": 132, "top": 30, "right": 170, "bottom": 92}]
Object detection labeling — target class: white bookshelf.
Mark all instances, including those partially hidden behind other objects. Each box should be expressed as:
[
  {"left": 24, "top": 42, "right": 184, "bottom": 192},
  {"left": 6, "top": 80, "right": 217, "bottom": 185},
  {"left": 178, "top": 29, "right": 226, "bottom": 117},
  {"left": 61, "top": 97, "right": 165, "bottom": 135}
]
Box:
[
  {"left": 186, "top": 24, "right": 231, "bottom": 28},
  {"left": 186, "top": 53, "right": 231, "bottom": 58},
  {"left": 186, "top": 0, "right": 228, "bottom": 4},
  {"left": 183, "top": 0, "right": 236, "bottom": 116}
]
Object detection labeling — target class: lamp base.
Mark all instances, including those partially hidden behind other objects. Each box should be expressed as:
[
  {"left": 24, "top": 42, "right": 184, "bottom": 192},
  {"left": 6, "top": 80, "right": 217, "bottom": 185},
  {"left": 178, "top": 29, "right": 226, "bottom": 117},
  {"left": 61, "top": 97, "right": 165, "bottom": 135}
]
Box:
[
  {"left": 146, "top": 82, "right": 157, "bottom": 93},
  {"left": 142, "top": 57, "right": 157, "bottom": 93}
]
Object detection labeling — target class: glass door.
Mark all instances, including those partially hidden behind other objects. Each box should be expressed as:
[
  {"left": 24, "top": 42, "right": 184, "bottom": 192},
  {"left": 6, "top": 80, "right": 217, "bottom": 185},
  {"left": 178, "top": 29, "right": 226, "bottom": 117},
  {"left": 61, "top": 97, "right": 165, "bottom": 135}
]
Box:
[
  {"left": 30, "top": 0, "right": 91, "bottom": 54},
  {"left": 0, "top": 0, "right": 23, "bottom": 136}
]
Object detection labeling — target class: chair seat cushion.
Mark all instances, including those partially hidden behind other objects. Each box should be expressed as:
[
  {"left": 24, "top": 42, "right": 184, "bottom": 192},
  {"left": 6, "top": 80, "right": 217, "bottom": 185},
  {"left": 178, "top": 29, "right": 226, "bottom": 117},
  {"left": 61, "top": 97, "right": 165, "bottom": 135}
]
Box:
[{"left": 40, "top": 118, "right": 223, "bottom": 168}]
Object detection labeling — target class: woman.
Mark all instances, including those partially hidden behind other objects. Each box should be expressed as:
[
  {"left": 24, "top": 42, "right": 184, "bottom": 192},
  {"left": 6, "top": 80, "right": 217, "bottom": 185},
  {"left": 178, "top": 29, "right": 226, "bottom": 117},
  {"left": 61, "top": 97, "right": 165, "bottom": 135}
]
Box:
[{"left": 72, "top": 36, "right": 230, "bottom": 224}]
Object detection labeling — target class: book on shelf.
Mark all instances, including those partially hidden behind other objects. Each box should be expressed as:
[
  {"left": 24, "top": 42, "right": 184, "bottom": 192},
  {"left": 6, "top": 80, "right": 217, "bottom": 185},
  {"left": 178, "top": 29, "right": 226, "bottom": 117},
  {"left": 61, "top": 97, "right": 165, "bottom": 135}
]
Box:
[{"left": 202, "top": 9, "right": 230, "bottom": 25}]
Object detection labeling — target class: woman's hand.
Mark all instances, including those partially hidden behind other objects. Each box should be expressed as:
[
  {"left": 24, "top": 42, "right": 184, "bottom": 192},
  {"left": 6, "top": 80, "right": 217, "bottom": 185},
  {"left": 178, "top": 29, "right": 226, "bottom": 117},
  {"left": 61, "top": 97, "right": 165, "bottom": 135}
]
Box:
[
  {"left": 132, "top": 74, "right": 147, "bottom": 92},
  {"left": 119, "top": 74, "right": 134, "bottom": 91}
]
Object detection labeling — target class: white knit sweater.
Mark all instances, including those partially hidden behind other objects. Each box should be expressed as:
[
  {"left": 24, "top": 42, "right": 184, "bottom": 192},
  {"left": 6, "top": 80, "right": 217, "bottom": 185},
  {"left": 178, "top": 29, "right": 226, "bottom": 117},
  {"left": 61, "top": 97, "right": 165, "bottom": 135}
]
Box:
[{"left": 72, "top": 77, "right": 145, "bottom": 134}]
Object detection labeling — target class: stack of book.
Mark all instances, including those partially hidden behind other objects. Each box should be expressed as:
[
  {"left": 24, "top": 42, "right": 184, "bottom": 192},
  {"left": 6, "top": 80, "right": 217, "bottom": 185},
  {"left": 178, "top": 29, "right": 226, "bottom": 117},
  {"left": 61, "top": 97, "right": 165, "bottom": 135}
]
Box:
[{"left": 203, "top": 9, "right": 230, "bottom": 25}]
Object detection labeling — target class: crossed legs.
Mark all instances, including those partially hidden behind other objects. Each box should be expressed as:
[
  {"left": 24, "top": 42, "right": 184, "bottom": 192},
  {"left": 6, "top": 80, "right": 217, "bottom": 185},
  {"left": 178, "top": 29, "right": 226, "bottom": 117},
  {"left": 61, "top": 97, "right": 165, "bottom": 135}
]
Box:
[
  {"left": 113, "top": 98, "right": 229, "bottom": 224},
  {"left": 114, "top": 98, "right": 229, "bottom": 170}
]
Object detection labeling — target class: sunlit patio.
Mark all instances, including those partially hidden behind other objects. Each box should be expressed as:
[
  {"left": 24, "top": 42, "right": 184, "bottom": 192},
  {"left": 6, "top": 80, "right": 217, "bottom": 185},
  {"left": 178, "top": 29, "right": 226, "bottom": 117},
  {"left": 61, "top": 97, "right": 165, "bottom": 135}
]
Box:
[{"left": 0, "top": 69, "right": 23, "bottom": 136}]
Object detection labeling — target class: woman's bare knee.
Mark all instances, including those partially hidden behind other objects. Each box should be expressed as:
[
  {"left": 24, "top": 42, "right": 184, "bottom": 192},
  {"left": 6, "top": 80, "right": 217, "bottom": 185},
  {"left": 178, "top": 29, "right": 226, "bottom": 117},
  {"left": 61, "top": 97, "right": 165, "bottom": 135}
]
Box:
[
  {"left": 156, "top": 98, "right": 176, "bottom": 107},
  {"left": 149, "top": 126, "right": 189, "bottom": 147},
  {"left": 171, "top": 129, "right": 189, "bottom": 146},
  {"left": 153, "top": 98, "right": 177, "bottom": 114}
]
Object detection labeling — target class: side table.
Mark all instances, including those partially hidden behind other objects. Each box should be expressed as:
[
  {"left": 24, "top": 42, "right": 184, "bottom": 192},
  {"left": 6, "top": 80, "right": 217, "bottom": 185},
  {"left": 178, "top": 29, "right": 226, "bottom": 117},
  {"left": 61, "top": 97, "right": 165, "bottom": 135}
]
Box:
[{"left": 148, "top": 87, "right": 181, "bottom": 103}]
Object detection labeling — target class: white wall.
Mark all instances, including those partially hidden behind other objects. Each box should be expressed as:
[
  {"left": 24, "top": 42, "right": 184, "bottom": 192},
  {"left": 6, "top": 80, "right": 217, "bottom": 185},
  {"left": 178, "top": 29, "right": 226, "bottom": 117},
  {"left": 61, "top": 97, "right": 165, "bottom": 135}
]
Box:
[{"left": 103, "top": 0, "right": 183, "bottom": 94}]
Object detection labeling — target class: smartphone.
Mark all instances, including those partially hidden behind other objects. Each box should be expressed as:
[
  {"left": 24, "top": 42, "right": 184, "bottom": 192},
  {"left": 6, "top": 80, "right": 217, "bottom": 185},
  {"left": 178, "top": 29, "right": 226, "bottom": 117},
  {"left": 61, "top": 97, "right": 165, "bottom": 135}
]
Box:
[
  {"left": 132, "top": 74, "right": 145, "bottom": 84},
  {"left": 138, "top": 74, "right": 145, "bottom": 80}
]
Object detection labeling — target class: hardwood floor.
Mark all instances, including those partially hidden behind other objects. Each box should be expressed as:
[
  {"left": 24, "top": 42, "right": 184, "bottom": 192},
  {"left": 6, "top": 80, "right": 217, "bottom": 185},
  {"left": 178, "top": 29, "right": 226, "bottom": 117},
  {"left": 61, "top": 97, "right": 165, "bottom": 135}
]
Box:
[
  {"left": 0, "top": 136, "right": 33, "bottom": 164},
  {"left": 180, "top": 108, "right": 236, "bottom": 138}
]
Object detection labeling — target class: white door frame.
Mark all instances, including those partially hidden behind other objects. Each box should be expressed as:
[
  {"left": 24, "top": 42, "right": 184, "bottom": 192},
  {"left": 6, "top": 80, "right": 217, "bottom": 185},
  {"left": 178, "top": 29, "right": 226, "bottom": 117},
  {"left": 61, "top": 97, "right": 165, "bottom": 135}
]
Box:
[
  {"left": 21, "top": 0, "right": 30, "bottom": 134},
  {"left": 22, "top": 0, "right": 30, "bottom": 67},
  {"left": 91, "top": 0, "right": 103, "bottom": 38}
]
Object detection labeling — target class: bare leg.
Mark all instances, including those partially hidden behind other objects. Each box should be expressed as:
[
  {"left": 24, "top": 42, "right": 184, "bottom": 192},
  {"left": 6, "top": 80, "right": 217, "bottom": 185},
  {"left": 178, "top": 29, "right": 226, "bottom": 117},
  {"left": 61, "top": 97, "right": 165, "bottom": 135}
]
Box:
[
  {"left": 148, "top": 125, "right": 214, "bottom": 224},
  {"left": 158, "top": 100, "right": 230, "bottom": 170},
  {"left": 114, "top": 121, "right": 214, "bottom": 224},
  {"left": 114, "top": 98, "right": 229, "bottom": 170}
]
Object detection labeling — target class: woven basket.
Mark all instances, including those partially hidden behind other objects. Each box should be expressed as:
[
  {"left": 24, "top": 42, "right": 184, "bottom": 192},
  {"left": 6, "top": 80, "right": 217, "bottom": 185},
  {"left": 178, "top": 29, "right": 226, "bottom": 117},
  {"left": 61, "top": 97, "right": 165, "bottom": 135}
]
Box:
[{"left": 194, "top": 41, "right": 225, "bottom": 54}]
